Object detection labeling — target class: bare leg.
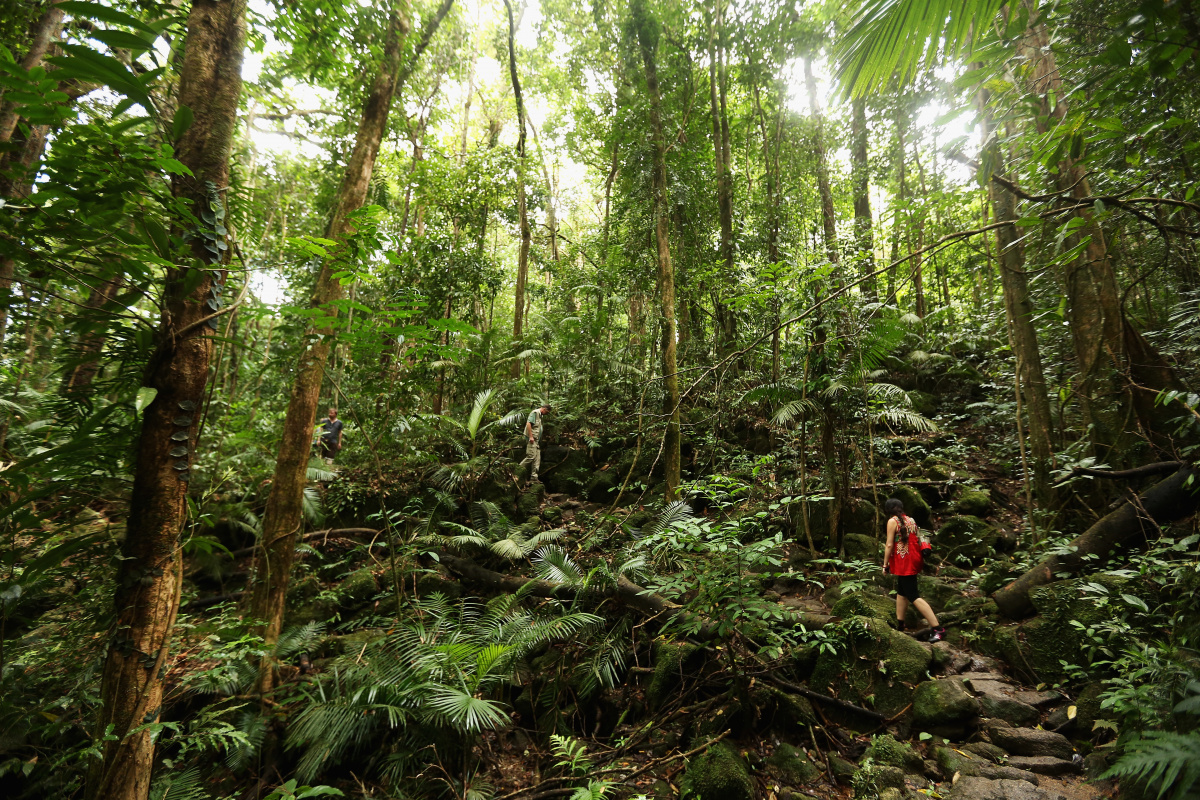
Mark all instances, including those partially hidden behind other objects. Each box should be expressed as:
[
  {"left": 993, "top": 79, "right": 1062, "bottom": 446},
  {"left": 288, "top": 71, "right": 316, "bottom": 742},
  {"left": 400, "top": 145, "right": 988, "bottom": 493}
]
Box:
[
  {"left": 913, "top": 598, "right": 940, "bottom": 628},
  {"left": 896, "top": 595, "right": 910, "bottom": 625}
]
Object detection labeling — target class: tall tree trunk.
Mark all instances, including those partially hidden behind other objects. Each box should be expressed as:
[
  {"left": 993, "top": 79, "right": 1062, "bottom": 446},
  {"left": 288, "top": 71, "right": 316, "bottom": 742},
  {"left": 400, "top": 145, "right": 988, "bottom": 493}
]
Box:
[
  {"left": 0, "top": 122, "right": 50, "bottom": 346},
  {"left": 87, "top": 2, "right": 247, "bottom": 798},
  {"left": 249, "top": 5, "right": 409, "bottom": 695},
  {"left": 707, "top": 0, "right": 736, "bottom": 358},
  {"left": 1016, "top": 10, "right": 1180, "bottom": 457},
  {"left": 804, "top": 58, "right": 838, "bottom": 272},
  {"left": 979, "top": 101, "right": 1056, "bottom": 506},
  {"left": 504, "top": 0, "right": 530, "bottom": 380},
  {"left": 0, "top": 1, "right": 65, "bottom": 144},
  {"left": 851, "top": 97, "right": 877, "bottom": 301},
  {"left": 633, "top": 0, "right": 680, "bottom": 500}
]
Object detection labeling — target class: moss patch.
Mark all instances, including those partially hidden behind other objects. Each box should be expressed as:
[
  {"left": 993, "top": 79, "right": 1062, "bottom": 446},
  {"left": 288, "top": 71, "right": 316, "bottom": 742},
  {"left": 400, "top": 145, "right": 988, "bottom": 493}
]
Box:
[
  {"left": 810, "top": 616, "right": 933, "bottom": 726},
  {"left": 935, "top": 515, "right": 999, "bottom": 565},
  {"left": 766, "top": 743, "right": 819, "bottom": 785},
  {"left": 681, "top": 741, "right": 754, "bottom": 800},
  {"left": 864, "top": 734, "right": 924, "bottom": 773},
  {"left": 912, "top": 677, "right": 981, "bottom": 729},
  {"left": 887, "top": 485, "right": 931, "bottom": 528},
  {"left": 647, "top": 640, "right": 704, "bottom": 710}
]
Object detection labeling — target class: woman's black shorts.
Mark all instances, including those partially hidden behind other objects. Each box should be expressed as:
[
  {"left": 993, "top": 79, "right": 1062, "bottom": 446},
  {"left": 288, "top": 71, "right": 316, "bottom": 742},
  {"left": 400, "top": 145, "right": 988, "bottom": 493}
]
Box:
[{"left": 896, "top": 575, "right": 920, "bottom": 601}]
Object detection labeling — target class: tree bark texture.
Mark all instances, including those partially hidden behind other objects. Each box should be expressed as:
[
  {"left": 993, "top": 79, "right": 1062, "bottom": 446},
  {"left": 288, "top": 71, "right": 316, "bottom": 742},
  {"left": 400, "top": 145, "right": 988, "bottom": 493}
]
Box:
[
  {"left": 0, "top": 122, "right": 50, "bottom": 346},
  {"left": 851, "top": 98, "right": 877, "bottom": 300},
  {"left": 707, "top": 1, "right": 736, "bottom": 357},
  {"left": 979, "top": 100, "right": 1056, "bottom": 505},
  {"left": 0, "top": 0, "right": 65, "bottom": 144},
  {"left": 804, "top": 58, "right": 838, "bottom": 271},
  {"left": 633, "top": 0, "right": 680, "bottom": 501},
  {"left": 87, "top": 1, "right": 247, "bottom": 798},
  {"left": 993, "top": 466, "right": 1200, "bottom": 618},
  {"left": 504, "top": 0, "right": 530, "bottom": 379},
  {"left": 1015, "top": 11, "right": 1182, "bottom": 457},
  {"left": 249, "top": 4, "right": 409, "bottom": 694}
]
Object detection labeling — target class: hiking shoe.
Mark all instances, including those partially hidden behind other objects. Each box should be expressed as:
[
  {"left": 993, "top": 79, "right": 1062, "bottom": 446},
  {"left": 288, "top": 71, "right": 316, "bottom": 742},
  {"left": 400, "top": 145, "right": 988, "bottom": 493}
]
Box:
[{"left": 930, "top": 627, "right": 946, "bottom": 642}]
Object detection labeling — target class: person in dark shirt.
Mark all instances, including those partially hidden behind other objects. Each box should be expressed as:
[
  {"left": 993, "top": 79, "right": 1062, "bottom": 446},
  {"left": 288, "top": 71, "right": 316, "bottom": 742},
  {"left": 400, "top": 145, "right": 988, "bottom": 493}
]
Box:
[{"left": 318, "top": 407, "right": 344, "bottom": 464}]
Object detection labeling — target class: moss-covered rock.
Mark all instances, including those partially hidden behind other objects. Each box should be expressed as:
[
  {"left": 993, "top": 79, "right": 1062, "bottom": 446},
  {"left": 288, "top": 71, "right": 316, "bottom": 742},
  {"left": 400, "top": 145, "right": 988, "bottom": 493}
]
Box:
[
  {"left": 541, "top": 446, "right": 592, "bottom": 496},
  {"left": 913, "top": 677, "right": 981, "bottom": 730},
  {"left": 829, "top": 754, "right": 858, "bottom": 785},
  {"left": 865, "top": 734, "right": 924, "bottom": 773},
  {"left": 766, "top": 743, "right": 819, "bottom": 785},
  {"left": 916, "top": 576, "right": 960, "bottom": 612},
  {"left": 1020, "top": 573, "right": 1156, "bottom": 682},
  {"left": 647, "top": 640, "right": 704, "bottom": 710},
  {"left": 753, "top": 686, "right": 818, "bottom": 731},
  {"left": 287, "top": 573, "right": 321, "bottom": 604},
  {"left": 909, "top": 390, "right": 938, "bottom": 416},
  {"left": 886, "top": 485, "right": 932, "bottom": 528},
  {"left": 338, "top": 568, "right": 378, "bottom": 605},
  {"left": 541, "top": 504, "right": 563, "bottom": 525},
  {"left": 810, "top": 617, "right": 933, "bottom": 727},
  {"left": 953, "top": 488, "right": 992, "bottom": 516},
  {"left": 843, "top": 533, "right": 882, "bottom": 562},
  {"left": 1072, "top": 683, "right": 1105, "bottom": 740},
  {"left": 832, "top": 589, "right": 897, "bottom": 623},
  {"left": 680, "top": 741, "right": 755, "bottom": 800},
  {"left": 584, "top": 469, "right": 618, "bottom": 503},
  {"left": 516, "top": 483, "right": 545, "bottom": 517},
  {"left": 935, "top": 516, "right": 999, "bottom": 565},
  {"left": 979, "top": 558, "right": 1023, "bottom": 595}
]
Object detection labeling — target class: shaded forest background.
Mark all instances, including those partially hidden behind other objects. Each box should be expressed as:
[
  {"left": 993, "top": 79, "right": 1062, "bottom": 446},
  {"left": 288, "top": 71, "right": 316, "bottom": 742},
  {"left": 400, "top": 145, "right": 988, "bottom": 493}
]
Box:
[{"left": 2, "top": 0, "right": 1200, "bottom": 798}]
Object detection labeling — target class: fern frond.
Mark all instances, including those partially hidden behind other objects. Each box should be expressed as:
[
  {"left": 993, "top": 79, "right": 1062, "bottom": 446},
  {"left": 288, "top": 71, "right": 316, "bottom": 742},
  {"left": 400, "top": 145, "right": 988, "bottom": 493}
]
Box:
[
  {"left": 533, "top": 545, "right": 584, "bottom": 585},
  {"left": 1104, "top": 730, "right": 1200, "bottom": 800},
  {"left": 640, "top": 500, "right": 694, "bottom": 538}
]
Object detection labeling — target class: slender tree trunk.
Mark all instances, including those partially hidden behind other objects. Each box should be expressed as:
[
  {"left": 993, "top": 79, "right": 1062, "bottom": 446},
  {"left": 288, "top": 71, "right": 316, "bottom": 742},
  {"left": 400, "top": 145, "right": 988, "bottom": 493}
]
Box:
[
  {"left": 979, "top": 103, "right": 1056, "bottom": 506},
  {"left": 707, "top": 1, "right": 736, "bottom": 358},
  {"left": 0, "top": 1, "right": 64, "bottom": 145},
  {"left": 804, "top": 58, "right": 838, "bottom": 272},
  {"left": 0, "top": 122, "right": 50, "bottom": 346},
  {"left": 249, "top": 5, "right": 409, "bottom": 695},
  {"left": 633, "top": 0, "right": 680, "bottom": 500},
  {"left": 87, "top": 2, "right": 247, "bottom": 798},
  {"left": 504, "top": 0, "right": 530, "bottom": 380},
  {"left": 62, "top": 272, "right": 124, "bottom": 391},
  {"left": 851, "top": 98, "right": 877, "bottom": 301}
]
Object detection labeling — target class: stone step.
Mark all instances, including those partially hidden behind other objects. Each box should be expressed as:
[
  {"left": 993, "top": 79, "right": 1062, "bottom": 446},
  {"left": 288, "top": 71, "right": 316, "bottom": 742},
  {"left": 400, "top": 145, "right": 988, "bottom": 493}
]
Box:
[
  {"left": 1006, "top": 755, "right": 1082, "bottom": 776},
  {"left": 947, "top": 776, "right": 1068, "bottom": 800},
  {"left": 985, "top": 722, "right": 1076, "bottom": 761}
]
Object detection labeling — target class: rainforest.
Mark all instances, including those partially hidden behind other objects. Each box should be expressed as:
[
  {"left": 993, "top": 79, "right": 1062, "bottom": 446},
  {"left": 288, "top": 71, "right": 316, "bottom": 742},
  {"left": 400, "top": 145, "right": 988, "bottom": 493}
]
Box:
[{"left": 1, "top": 0, "right": 1199, "bottom": 799}]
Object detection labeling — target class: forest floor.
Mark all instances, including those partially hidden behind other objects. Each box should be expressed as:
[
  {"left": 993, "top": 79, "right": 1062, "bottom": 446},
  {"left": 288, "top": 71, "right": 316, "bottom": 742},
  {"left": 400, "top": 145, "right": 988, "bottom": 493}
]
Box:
[{"left": 455, "top": 483, "right": 1116, "bottom": 800}]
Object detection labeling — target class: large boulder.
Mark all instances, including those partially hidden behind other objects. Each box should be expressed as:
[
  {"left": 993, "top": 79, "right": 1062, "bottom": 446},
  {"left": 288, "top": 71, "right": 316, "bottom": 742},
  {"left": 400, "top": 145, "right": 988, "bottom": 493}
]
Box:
[
  {"left": 843, "top": 533, "right": 881, "bottom": 561},
  {"left": 913, "top": 677, "right": 982, "bottom": 731},
  {"left": 540, "top": 446, "right": 593, "bottom": 496},
  {"left": 810, "top": 617, "right": 933, "bottom": 727},
  {"left": 985, "top": 722, "right": 1075, "bottom": 760},
  {"left": 935, "top": 516, "right": 1000, "bottom": 565},
  {"left": 933, "top": 747, "right": 1039, "bottom": 784},
  {"left": 584, "top": 469, "right": 618, "bottom": 503},
  {"left": 1019, "top": 573, "right": 1155, "bottom": 682},
  {"left": 647, "top": 640, "right": 704, "bottom": 710},
  {"left": 945, "top": 776, "right": 1045, "bottom": 800},
  {"left": 953, "top": 487, "right": 992, "bottom": 516},
  {"left": 766, "top": 743, "right": 819, "bottom": 786},
  {"left": 681, "top": 741, "right": 755, "bottom": 800},
  {"left": 864, "top": 734, "right": 924, "bottom": 773}
]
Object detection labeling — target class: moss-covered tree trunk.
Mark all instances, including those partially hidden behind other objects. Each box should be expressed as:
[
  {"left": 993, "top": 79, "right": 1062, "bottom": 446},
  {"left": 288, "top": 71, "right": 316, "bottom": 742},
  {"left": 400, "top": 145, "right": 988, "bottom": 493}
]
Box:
[
  {"left": 707, "top": 0, "right": 736, "bottom": 360},
  {"left": 86, "top": 2, "right": 247, "bottom": 797},
  {"left": 633, "top": 0, "right": 680, "bottom": 500},
  {"left": 249, "top": 4, "right": 409, "bottom": 695}
]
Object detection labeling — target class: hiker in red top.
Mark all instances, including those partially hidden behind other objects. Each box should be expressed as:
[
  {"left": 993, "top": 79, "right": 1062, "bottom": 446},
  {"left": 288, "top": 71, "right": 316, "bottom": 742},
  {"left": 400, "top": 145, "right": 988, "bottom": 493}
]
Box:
[{"left": 882, "top": 497, "right": 946, "bottom": 641}]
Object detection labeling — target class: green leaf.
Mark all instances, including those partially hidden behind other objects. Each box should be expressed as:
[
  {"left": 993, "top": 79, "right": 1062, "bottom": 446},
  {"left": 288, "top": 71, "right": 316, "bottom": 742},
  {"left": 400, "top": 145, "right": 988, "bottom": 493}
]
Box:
[
  {"left": 90, "top": 28, "right": 157, "bottom": 53},
  {"left": 57, "top": 2, "right": 161, "bottom": 37},
  {"left": 172, "top": 105, "right": 193, "bottom": 141},
  {"left": 135, "top": 387, "right": 158, "bottom": 414}
]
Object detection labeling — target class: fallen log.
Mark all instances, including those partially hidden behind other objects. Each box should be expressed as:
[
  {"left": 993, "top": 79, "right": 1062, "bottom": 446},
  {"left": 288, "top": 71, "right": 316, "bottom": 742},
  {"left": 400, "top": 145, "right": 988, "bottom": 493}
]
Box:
[
  {"left": 994, "top": 465, "right": 1200, "bottom": 618},
  {"left": 1054, "top": 460, "right": 1183, "bottom": 486}
]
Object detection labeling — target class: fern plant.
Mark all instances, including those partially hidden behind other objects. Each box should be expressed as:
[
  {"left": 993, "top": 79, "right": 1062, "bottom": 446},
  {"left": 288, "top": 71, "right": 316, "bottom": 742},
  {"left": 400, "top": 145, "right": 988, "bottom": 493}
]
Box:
[
  {"left": 435, "top": 500, "right": 565, "bottom": 560},
  {"left": 1104, "top": 680, "right": 1200, "bottom": 800},
  {"left": 286, "top": 591, "right": 603, "bottom": 782}
]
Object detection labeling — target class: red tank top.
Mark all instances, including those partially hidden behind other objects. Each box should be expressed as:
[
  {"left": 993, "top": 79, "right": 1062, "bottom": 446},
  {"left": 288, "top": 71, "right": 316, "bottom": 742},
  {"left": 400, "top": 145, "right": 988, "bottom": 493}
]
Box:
[{"left": 888, "top": 514, "right": 923, "bottom": 576}]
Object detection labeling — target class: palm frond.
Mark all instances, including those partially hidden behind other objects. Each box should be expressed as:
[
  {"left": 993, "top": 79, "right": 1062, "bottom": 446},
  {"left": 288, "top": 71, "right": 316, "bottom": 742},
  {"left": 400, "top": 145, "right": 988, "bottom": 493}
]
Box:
[
  {"left": 426, "top": 686, "right": 510, "bottom": 732},
  {"left": 466, "top": 389, "right": 497, "bottom": 439},
  {"left": 835, "top": 0, "right": 1008, "bottom": 97},
  {"left": 772, "top": 398, "right": 817, "bottom": 427},
  {"left": 302, "top": 486, "right": 325, "bottom": 525},
  {"left": 533, "top": 545, "right": 584, "bottom": 585},
  {"left": 874, "top": 407, "right": 938, "bottom": 433},
  {"left": 640, "top": 500, "right": 694, "bottom": 539}
]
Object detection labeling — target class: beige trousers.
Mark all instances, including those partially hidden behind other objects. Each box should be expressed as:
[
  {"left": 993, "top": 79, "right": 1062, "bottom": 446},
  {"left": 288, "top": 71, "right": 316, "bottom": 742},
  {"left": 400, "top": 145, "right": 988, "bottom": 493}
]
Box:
[{"left": 520, "top": 440, "right": 541, "bottom": 478}]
